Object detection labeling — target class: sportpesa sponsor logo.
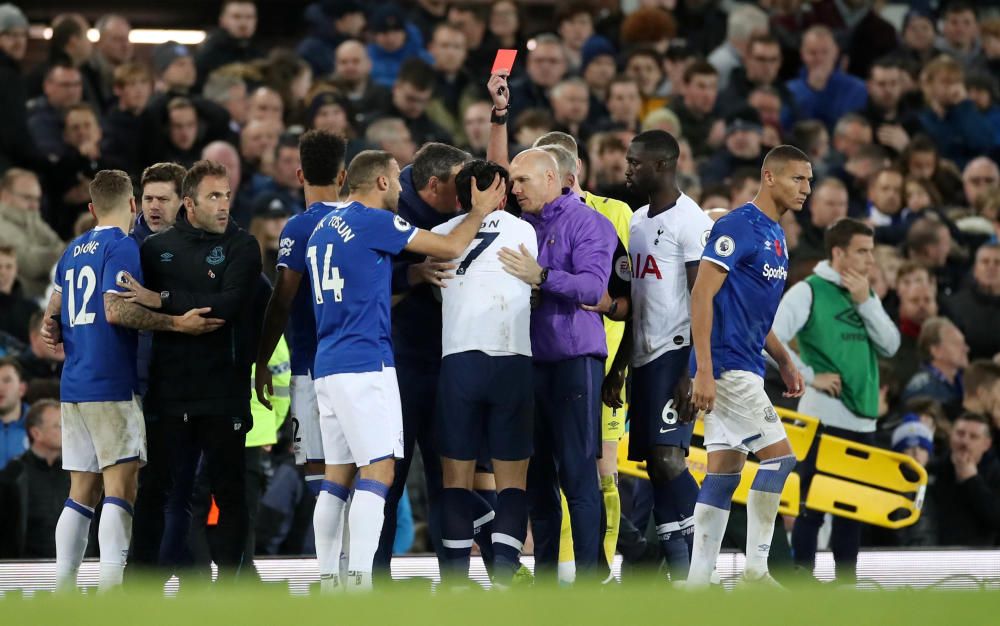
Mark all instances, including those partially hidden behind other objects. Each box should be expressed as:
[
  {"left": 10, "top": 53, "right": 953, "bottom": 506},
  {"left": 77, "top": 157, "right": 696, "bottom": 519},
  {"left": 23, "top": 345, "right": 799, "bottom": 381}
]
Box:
[{"left": 762, "top": 263, "right": 787, "bottom": 280}]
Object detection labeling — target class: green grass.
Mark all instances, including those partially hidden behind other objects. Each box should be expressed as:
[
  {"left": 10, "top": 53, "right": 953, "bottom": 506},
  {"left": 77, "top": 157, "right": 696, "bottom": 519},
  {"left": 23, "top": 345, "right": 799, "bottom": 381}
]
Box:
[{"left": 1, "top": 578, "right": 994, "bottom": 626}]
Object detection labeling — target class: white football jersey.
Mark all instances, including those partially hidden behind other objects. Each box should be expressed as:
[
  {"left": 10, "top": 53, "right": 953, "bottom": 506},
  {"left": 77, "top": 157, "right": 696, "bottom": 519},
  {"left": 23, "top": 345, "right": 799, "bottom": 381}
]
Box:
[
  {"left": 629, "top": 192, "right": 714, "bottom": 367},
  {"left": 432, "top": 211, "right": 537, "bottom": 358}
]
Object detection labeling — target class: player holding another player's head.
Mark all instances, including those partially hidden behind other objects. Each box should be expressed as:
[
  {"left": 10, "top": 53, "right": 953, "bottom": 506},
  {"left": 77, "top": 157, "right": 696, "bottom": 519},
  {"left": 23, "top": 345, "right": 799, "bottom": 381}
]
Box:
[
  {"left": 343, "top": 150, "right": 404, "bottom": 212},
  {"left": 305, "top": 151, "right": 505, "bottom": 592},
  {"left": 686, "top": 145, "right": 810, "bottom": 588}
]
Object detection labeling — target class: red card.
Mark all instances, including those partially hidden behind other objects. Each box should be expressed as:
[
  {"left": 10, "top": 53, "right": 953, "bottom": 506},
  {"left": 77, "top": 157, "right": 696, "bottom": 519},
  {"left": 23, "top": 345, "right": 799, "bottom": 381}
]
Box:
[{"left": 491, "top": 49, "right": 517, "bottom": 75}]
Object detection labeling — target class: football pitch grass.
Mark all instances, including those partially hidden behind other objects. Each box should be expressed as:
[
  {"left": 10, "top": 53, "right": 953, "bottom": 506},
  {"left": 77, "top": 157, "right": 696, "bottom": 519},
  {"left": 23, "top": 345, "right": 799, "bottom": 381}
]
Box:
[{"left": 2, "top": 577, "right": 994, "bottom": 626}]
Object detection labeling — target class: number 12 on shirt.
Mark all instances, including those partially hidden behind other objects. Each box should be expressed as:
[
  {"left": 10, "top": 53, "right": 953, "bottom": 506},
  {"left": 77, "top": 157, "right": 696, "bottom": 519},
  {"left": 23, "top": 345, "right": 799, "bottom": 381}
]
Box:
[{"left": 307, "top": 244, "right": 345, "bottom": 304}]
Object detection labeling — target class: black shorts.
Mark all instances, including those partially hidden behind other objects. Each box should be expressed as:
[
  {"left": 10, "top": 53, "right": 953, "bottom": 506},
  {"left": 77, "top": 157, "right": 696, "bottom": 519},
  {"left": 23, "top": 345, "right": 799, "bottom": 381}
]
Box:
[
  {"left": 435, "top": 351, "right": 534, "bottom": 462},
  {"left": 628, "top": 347, "right": 693, "bottom": 462}
]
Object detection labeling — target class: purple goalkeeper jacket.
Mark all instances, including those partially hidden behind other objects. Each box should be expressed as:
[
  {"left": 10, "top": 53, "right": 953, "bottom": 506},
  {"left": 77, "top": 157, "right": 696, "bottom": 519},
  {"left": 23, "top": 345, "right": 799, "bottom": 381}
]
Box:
[{"left": 522, "top": 189, "right": 616, "bottom": 363}]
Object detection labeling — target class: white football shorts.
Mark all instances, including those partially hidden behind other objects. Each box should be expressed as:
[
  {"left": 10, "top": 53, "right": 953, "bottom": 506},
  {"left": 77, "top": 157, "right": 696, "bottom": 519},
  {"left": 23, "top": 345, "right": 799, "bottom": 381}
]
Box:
[
  {"left": 61, "top": 396, "right": 147, "bottom": 473},
  {"left": 314, "top": 366, "right": 404, "bottom": 467},
  {"left": 291, "top": 374, "right": 324, "bottom": 465},
  {"left": 703, "top": 370, "right": 786, "bottom": 454}
]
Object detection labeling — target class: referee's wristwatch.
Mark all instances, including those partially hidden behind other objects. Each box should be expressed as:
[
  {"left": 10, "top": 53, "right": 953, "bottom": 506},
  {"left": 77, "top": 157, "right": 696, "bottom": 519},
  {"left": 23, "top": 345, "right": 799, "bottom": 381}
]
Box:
[
  {"left": 537, "top": 267, "right": 549, "bottom": 286},
  {"left": 491, "top": 106, "right": 508, "bottom": 125},
  {"left": 159, "top": 291, "right": 171, "bottom": 308}
]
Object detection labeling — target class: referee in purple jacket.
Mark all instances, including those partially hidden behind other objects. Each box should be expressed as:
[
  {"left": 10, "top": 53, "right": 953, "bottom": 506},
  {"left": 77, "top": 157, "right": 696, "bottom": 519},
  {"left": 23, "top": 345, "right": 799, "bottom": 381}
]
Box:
[{"left": 499, "top": 149, "right": 616, "bottom": 581}]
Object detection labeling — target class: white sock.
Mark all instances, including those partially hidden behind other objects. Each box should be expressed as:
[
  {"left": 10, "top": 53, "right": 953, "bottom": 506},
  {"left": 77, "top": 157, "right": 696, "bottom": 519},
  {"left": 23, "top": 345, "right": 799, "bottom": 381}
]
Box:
[
  {"left": 744, "top": 489, "right": 782, "bottom": 579},
  {"left": 687, "top": 502, "right": 731, "bottom": 587},
  {"left": 346, "top": 485, "right": 387, "bottom": 591},
  {"left": 340, "top": 495, "right": 351, "bottom": 582},
  {"left": 557, "top": 561, "right": 576, "bottom": 585},
  {"left": 314, "top": 489, "right": 347, "bottom": 592},
  {"left": 98, "top": 498, "right": 133, "bottom": 591},
  {"left": 55, "top": 500, "right": 93, "bottom": 592}
]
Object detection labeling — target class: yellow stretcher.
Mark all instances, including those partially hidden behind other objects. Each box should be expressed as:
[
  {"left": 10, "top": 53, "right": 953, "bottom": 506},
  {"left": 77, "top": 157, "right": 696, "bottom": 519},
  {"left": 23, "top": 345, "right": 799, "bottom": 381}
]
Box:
[{"left": 617, "top": 407, "right": 928, "bottom": 528}]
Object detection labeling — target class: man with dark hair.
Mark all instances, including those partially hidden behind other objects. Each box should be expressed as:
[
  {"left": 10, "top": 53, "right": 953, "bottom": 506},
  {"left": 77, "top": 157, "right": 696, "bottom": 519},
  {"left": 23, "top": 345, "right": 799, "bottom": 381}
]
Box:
[
  {"left": 688, "top": 145, "right": 811, "bottom": 587},
  {"left": 195, "top": 1, "right": 264, "bottom": 85},
  {"left": 114, "top": 159, "right": 262, "bottom": 581},
  {"left": 720, "top": 34, "right": 797, "bottom": 121},
  {"left": 0, "top": 245, "right": 38, "bottom": 345},
  {"left": 668, "top": 61, "right": 722, "bottom": 158},
  {"left": 939, "top": 1, "right": 987, "bottom": 74},
  {"left": 961, "top": 361, "right": 1000, "bottom": 445},
  {"left": 773, "top": 217, "right": 899, "bottom": 583},
  {"left": 947, "top": 243, "right": 1000, "bottom": 360},
  {"left": 128, "top": 160, "right": 189, "bottom": 571},
  {"left": 243, "top": 135, "right": 305, "bottom": 218},
  {"left": 27, "top": 62, "right": 84, "bottom": 160},
  {"left": 600, "top": 129, "right": 714, "bottom": 580},
  {"left": 0, "top": 355, "right": 28, "bottom": 468},
  {"left": 254, "top": 131, "right": 348, "bottom": 573},
  {"left": 42, "top": 169, "right": 221, "bottom": 591},
  {"left": 432, "top": 159, "right": 537, "bottom": 587},
  {"left": 135, "top": 163, "right": 187, "bottom": 242},
  {"left": 931, "top": 412, "right": 1000, "bottom": 546},
  {"left": 0, "top": 399, "right": 67, "bottom": 558},
  {"left": 796, "top": 178, "right": 848, "bottom": 260},
  {"left": 374, "top": 57, "right": 451, "bottom": 146},
  {"left": 16, "top": 309, "right": 63, "bottom": 386},
  {"left": 862, "top": 57, "right": 921, "bottom": 155},
  {"left": 374, "top": 140, "right": 472, "bottom": 573}
]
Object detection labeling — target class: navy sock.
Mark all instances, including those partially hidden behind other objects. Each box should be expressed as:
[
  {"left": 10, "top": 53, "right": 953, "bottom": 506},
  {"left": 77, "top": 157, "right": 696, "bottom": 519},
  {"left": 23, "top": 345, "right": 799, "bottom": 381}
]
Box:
[
  {"left": 492, "top": 488, "right": 527, "bottom": 582},
  {"left": 440, "top": 488, "right": 474, "bottom": 581},
  {"left": 472, "top": 490, "right": 496, "bottom": 575},
  {"left": 665, "top": 470, "right": 699, "bottom": 557},
  {"left": 652, "top": 489, "right": 690, "bottom": 578}
]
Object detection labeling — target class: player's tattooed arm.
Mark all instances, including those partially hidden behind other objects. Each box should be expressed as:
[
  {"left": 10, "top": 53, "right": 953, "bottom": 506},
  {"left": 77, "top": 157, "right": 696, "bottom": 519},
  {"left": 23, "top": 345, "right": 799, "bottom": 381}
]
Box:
[{"left": 104, "top": 294, "right": 225, "bottom": 335}]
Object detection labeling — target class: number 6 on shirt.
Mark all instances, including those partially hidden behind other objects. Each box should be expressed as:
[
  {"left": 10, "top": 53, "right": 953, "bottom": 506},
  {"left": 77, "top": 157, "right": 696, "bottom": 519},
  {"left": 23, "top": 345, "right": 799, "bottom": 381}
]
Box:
[{"left": 307, "top": 243, "right": 345, "bottom": 304}]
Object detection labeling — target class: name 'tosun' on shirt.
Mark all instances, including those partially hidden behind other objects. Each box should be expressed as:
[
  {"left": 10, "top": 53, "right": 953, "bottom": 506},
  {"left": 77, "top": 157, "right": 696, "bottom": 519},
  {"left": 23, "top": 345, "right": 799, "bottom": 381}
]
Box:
[{"left": 308, "top": 202, "right": 416, "bottom": 378}]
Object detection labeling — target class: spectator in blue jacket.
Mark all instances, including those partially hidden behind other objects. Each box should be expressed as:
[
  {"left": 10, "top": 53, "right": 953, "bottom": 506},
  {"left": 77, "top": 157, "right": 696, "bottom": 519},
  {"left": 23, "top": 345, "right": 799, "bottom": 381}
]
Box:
[
  {"left": 0, "top": 356, "right": 28, "bottom": 468},
  {"left": 296, "top": 0, "right": 365, "bottom": 78},
  {"left": 902, "top": 317, "right": 969, "bottom": 419},
  {"left": 366, "top": 4, "right": 433, "bottom": 89},
  {"left": 916, "top": 55, "right": 995, "bottom": 169},
  {"left": 786, "top": 26, "right": 868, "bottom": 132}
]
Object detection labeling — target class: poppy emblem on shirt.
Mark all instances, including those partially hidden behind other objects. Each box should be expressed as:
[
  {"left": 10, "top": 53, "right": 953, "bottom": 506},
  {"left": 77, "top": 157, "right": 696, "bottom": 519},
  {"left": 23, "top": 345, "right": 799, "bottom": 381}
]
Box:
[{"left": 774, "top": 239, "right": 783, "bottom": 257}]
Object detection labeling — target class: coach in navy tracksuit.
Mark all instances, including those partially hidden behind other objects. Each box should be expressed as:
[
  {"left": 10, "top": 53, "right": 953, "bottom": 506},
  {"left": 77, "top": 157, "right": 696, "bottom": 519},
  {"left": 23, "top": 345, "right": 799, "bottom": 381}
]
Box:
[{"left": 374, "top": 143, "right": 472, "bottom": 573}]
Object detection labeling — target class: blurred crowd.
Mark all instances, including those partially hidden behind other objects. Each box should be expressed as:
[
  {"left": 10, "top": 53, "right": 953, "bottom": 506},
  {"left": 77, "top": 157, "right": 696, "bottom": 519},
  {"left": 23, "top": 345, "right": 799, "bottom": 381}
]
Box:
[{"left": 0, "top": 0, "right": 999, "bottom": 564}]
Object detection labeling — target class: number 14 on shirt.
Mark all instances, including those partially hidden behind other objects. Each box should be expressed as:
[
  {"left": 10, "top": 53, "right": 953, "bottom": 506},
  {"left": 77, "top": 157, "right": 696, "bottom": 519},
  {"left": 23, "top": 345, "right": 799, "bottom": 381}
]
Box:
[{"left": 307, "top": 243, "right": 345, "bottom": 304}]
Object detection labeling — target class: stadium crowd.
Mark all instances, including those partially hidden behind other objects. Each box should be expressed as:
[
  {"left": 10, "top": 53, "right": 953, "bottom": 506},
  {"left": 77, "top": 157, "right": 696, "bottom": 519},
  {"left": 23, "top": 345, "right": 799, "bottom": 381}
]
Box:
[{"left": 0, "top": 0, "right": 999, "bottom": 587}]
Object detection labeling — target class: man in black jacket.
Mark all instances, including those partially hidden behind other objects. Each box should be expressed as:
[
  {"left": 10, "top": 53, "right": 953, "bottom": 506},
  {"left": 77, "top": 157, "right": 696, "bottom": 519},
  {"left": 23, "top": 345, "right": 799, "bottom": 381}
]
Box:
[
  {"left": 932, "top": 413, "right": 1000, "bottom": 546},
  {"left": 117, "top": 159, "right": 262, "bottom": 579},
  {"left": 195, "top": 1, "right": 264, "bottom": 88}
]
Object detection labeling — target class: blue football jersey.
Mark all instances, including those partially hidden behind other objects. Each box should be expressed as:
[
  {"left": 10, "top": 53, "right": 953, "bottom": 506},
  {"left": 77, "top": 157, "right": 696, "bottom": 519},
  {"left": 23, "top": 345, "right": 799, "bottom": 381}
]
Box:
[
  {"left": 308, "top": 202, "right": 416, "bottom": 377},
  {"left": 54, "top": 226, "right": 144, "bottom": 402},
  {"left": 697, "top": 203, "right": 788, "bottom": 378},
  {"left": 276, "top": 201, "right": 343, "bottom": 377}
]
